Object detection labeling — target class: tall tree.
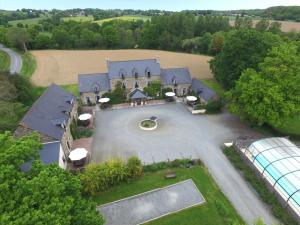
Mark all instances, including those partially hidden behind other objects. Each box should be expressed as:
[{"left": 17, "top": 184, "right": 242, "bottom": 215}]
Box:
[
  {"left": 228, "top": 43, "right": 300, "bottom": 126},
  {"left": 210, "top": 29, "right": 282, "bottom": 88},
  {"left": 6, "top": 27, "right": 30, "bottom": 51},
  {"left": 0, "top": 132, "right": 105, "bottom": 225}
]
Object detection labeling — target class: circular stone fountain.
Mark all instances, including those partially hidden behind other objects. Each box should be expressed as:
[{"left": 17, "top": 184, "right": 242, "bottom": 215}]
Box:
[{"left": 139, "top": 119, "right": 158, "bottom": 131}]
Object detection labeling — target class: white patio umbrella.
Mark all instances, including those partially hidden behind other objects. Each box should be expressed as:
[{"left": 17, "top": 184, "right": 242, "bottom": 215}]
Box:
[
  {"left": 165, "top": 92, "right": 175, "bottom": 97},
  {"left": 69, "top": 148, "right": 88, "bottom": 161},
  {"left": 186, "top": 96, "right": 197, "bottom": 102},
  {"left": 78, "top": 113, "right": 92, "bottom": 121},
  {"left": 99, "top": 97, "right": 110, "bottom": 103}
]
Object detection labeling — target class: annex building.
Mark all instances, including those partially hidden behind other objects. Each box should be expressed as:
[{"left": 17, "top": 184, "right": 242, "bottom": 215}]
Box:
[{"left": 78, "top": 59, "right": 193, "bottom": 104}]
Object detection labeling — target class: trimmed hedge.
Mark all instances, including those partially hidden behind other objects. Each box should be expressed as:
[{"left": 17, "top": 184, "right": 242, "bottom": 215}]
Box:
[{"left": 223, "top": 146, "right": 297, "bottom": 225}]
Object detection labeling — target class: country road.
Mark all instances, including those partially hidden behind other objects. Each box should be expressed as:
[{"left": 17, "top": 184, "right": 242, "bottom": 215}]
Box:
[{"left": 0, "top": 44, "right": 22, "bottom": 74}]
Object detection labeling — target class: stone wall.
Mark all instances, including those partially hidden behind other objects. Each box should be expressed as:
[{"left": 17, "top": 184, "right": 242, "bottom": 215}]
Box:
[
  {"left": 110, "top": 75, "right": 161, "bottom": 92},
  {"left": 80, "top": 91, "right": 107, "bottom": 104},
  {"left": 164, "top": 83, "right": 191, "bottom": 96}
]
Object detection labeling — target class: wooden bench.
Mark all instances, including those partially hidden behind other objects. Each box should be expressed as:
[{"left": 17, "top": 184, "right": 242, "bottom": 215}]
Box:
[{"left": 165, "top": 171, "right": 176, "bottom": 179}]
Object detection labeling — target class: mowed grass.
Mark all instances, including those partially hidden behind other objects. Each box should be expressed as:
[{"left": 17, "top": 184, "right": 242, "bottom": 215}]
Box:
[
  {"left": 92, "top": 166, "right": 244, "bottom": 225},
  {"left": 62, "top": 15, "right": 94, "bottom": 22},
  {"left": 94, "top": 15, "right": 151, "bottom": 25},
  {"left": 201, "top": 79, "right": 226, "bottom": 98},
  {"left": 20, "top": 52, "right": 37, "bottom": 78},
  {"left": 0, "top": 50, "right": 10, "bottom": 72},
  {"left": 61, "top": 84, "right": 79, "bottom": 96}
]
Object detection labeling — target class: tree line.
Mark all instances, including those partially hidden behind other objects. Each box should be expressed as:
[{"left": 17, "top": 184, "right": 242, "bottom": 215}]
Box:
[{"left": 0, "top": 13, "right": 232, "bottom": 55}]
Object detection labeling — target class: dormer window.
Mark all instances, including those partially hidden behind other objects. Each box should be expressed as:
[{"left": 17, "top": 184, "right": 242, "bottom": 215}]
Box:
[
  {"left": 145, "top": 68, "right": 151, "bottom": 78},
  {"left": 172, "top": 76, "right": 177, "bottom": 87},
  {"left": 65, "top": 97, "right": 73, "bottom": 104},
  {"left": 119, "top": 69, "right": 126, "bottom": 79},
  {"left": 122, "top": 83, "right": 126, "bottom": 89},
  {"left": 132, "top": 68, "right": 138, "bottom": 79},
  {"left": 135, "top": 82, "right": 139, "bottom": 88},
  {"left": 93, "top": 85, "right": 100, "bottom": 94}
]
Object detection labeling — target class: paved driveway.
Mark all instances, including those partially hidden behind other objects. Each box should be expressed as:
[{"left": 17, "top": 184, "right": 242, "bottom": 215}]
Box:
[
  {"left": 92, "top": 103, "right": 278, "bottom": 225},
  {"left": 0, "top": 44, "right": 22, "bottom": 74},
  {"left": 98, "top": 180, "right": 205, "bottom": 225}
]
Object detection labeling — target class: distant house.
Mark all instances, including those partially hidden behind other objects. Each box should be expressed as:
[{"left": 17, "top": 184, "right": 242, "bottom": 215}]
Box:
[
  {"left": 14, "top": 84, "right": 77, "bottom": 170},
  {"left": 78, "top": 59, "right": 193, "bottom": 105},
  {"left": 191, "top": 78, "right": 218, "bottom": 104}
]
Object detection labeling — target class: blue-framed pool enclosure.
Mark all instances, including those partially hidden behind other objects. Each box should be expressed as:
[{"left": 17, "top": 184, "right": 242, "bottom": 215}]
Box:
[{"left": 239, "top": 137, "right": 300, "bottom": 220}]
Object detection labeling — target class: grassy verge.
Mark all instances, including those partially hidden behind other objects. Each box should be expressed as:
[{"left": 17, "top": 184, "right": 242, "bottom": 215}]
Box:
[
  {"left": 20, "top": 52, "right": 36, "bottom": 79},
  {"left": 0, "top": 50, "right": 10, "bottom": 72},
  {"left": 223, "top": 146, "right": 297, "bottom": 225},
  {"left": 61, "top": 84, "right": 79, "bottom": 96},
  {"left": 91, "top": 165, "right": 244, "bottom": 225},
  {"left": 201, "top": 79, "right": 226, "bottom": 98},
  {"left": 273, "top": 115, "right": 300, "bottom": 137}
]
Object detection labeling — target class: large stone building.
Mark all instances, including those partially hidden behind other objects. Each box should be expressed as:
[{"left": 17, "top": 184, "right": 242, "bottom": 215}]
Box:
[
  {"left": 14, "top": 84, "right": 77, "bottom": 170},
  {"left": 78, "top": 59, "right": 193, "bottom": 104}
]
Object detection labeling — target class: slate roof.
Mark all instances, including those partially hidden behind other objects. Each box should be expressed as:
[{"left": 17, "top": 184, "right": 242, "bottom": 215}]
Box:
[
  {"left": 129, "top": 89, "right": 147, "bottom": 99},
  {"left": 21, "top": 142, "right": 61, "bottom": 172},
  {"left": 161, "top": 68, "right": 192, "bottom": 85},
  {"left": 107, "top": 59, "right": 161, "bottom": 79},
  {"left": 78, "top": 73, "right": 111, "bottom": 93},
  {"left": 191, "top": 78, "right": 218, "bottom": 102},
  {"left": 20, "top": 84, "right": 75, "bottom": 140}
]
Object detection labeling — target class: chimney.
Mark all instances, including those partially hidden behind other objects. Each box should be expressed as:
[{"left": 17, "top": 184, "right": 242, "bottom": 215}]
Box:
[
  {"left": 106, "top": 57, "right": 110, "bottom": 68},
  {"left": 156, "top": 56, "right": 160, "bottom": 64}
]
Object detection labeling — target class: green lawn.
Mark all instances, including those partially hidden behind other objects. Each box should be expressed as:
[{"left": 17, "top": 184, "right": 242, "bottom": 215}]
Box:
[
  {"left": 0, "top": 50, "right": 10, "bottom": 72},
  {"left": 20, "top": 52, "right": 36, "bottom": 78},
  {"left": 61, "top": 84, "right": 79, "bottom": 96},
  {"left": 94, "top": 15, "right": 151, "bottom": 25},
  {"left": 92, "top": 166, "right": 244, "bottom": 225},
  {"left": 273, "top": 115, "right": 300, "bottom": 136},
  {"left": 8, "top": 15, "right": 48, "bottom": 26},
  {"left": 201, "top": 79, "right": 226, "bottom": 98},
  {"left": 62, "top": 15, "right": 94, "bottom": 22}
]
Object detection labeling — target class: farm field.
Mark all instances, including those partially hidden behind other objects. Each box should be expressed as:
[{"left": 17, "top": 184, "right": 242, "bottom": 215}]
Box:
[
  {"left": 8, "top": 15, "right": 48, "bottom": 26},
  {"left": 94, "top": 15, "right": 151, "bottom": 24},
  {"left": 30, "top": 49, "right": 213, "bottom": 86},
  {"left": 62, "top": 15, "right": 94, "bottom": 22},
  {"left": 229, "top": 19, "right": 300, "bottom": 32}
]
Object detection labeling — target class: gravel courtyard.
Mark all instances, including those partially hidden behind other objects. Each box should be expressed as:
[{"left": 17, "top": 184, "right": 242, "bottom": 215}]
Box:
[{"left": 92, "top": 103, "right": 278, "bottom": 225}]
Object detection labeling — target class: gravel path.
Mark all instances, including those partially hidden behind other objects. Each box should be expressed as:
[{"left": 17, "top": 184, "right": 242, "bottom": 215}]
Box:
[
  {"left": 0, "top": 44, "right": 22, "bottom": 74},
  {"left": 92, "top": 103, "right": 278, "bottom": 225},
  {"left": 98, "top": 180, "right": 205, "bottom": 225}
]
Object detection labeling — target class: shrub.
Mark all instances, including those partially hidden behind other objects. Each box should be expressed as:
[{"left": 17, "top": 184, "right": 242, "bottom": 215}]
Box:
[
  {"left": 193, "top": 104, "right": 204, "bottom": 110},
  {"left": 102, "top": 81, "right": 126, "bottom": 105},
  {"left": 205, "top": 99, "right": 223, "bottom": 114},
  {"left": 162, "top": 87, "right": 173, "bottom": 97},
  {"left": 223, "top": 146, "right": 297, "bottom": 225},
  {"left": 127, "top": 156, "right": 143, "bottom": 178},
  {"left": 80, "top": 157, "right": 143, "bottom": 195},
  {"left": 143, "top": 80, "right": 162, "bottom": 98},
  {"left": 143, "top": 159, "right": 196, "bottom": 173}
]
